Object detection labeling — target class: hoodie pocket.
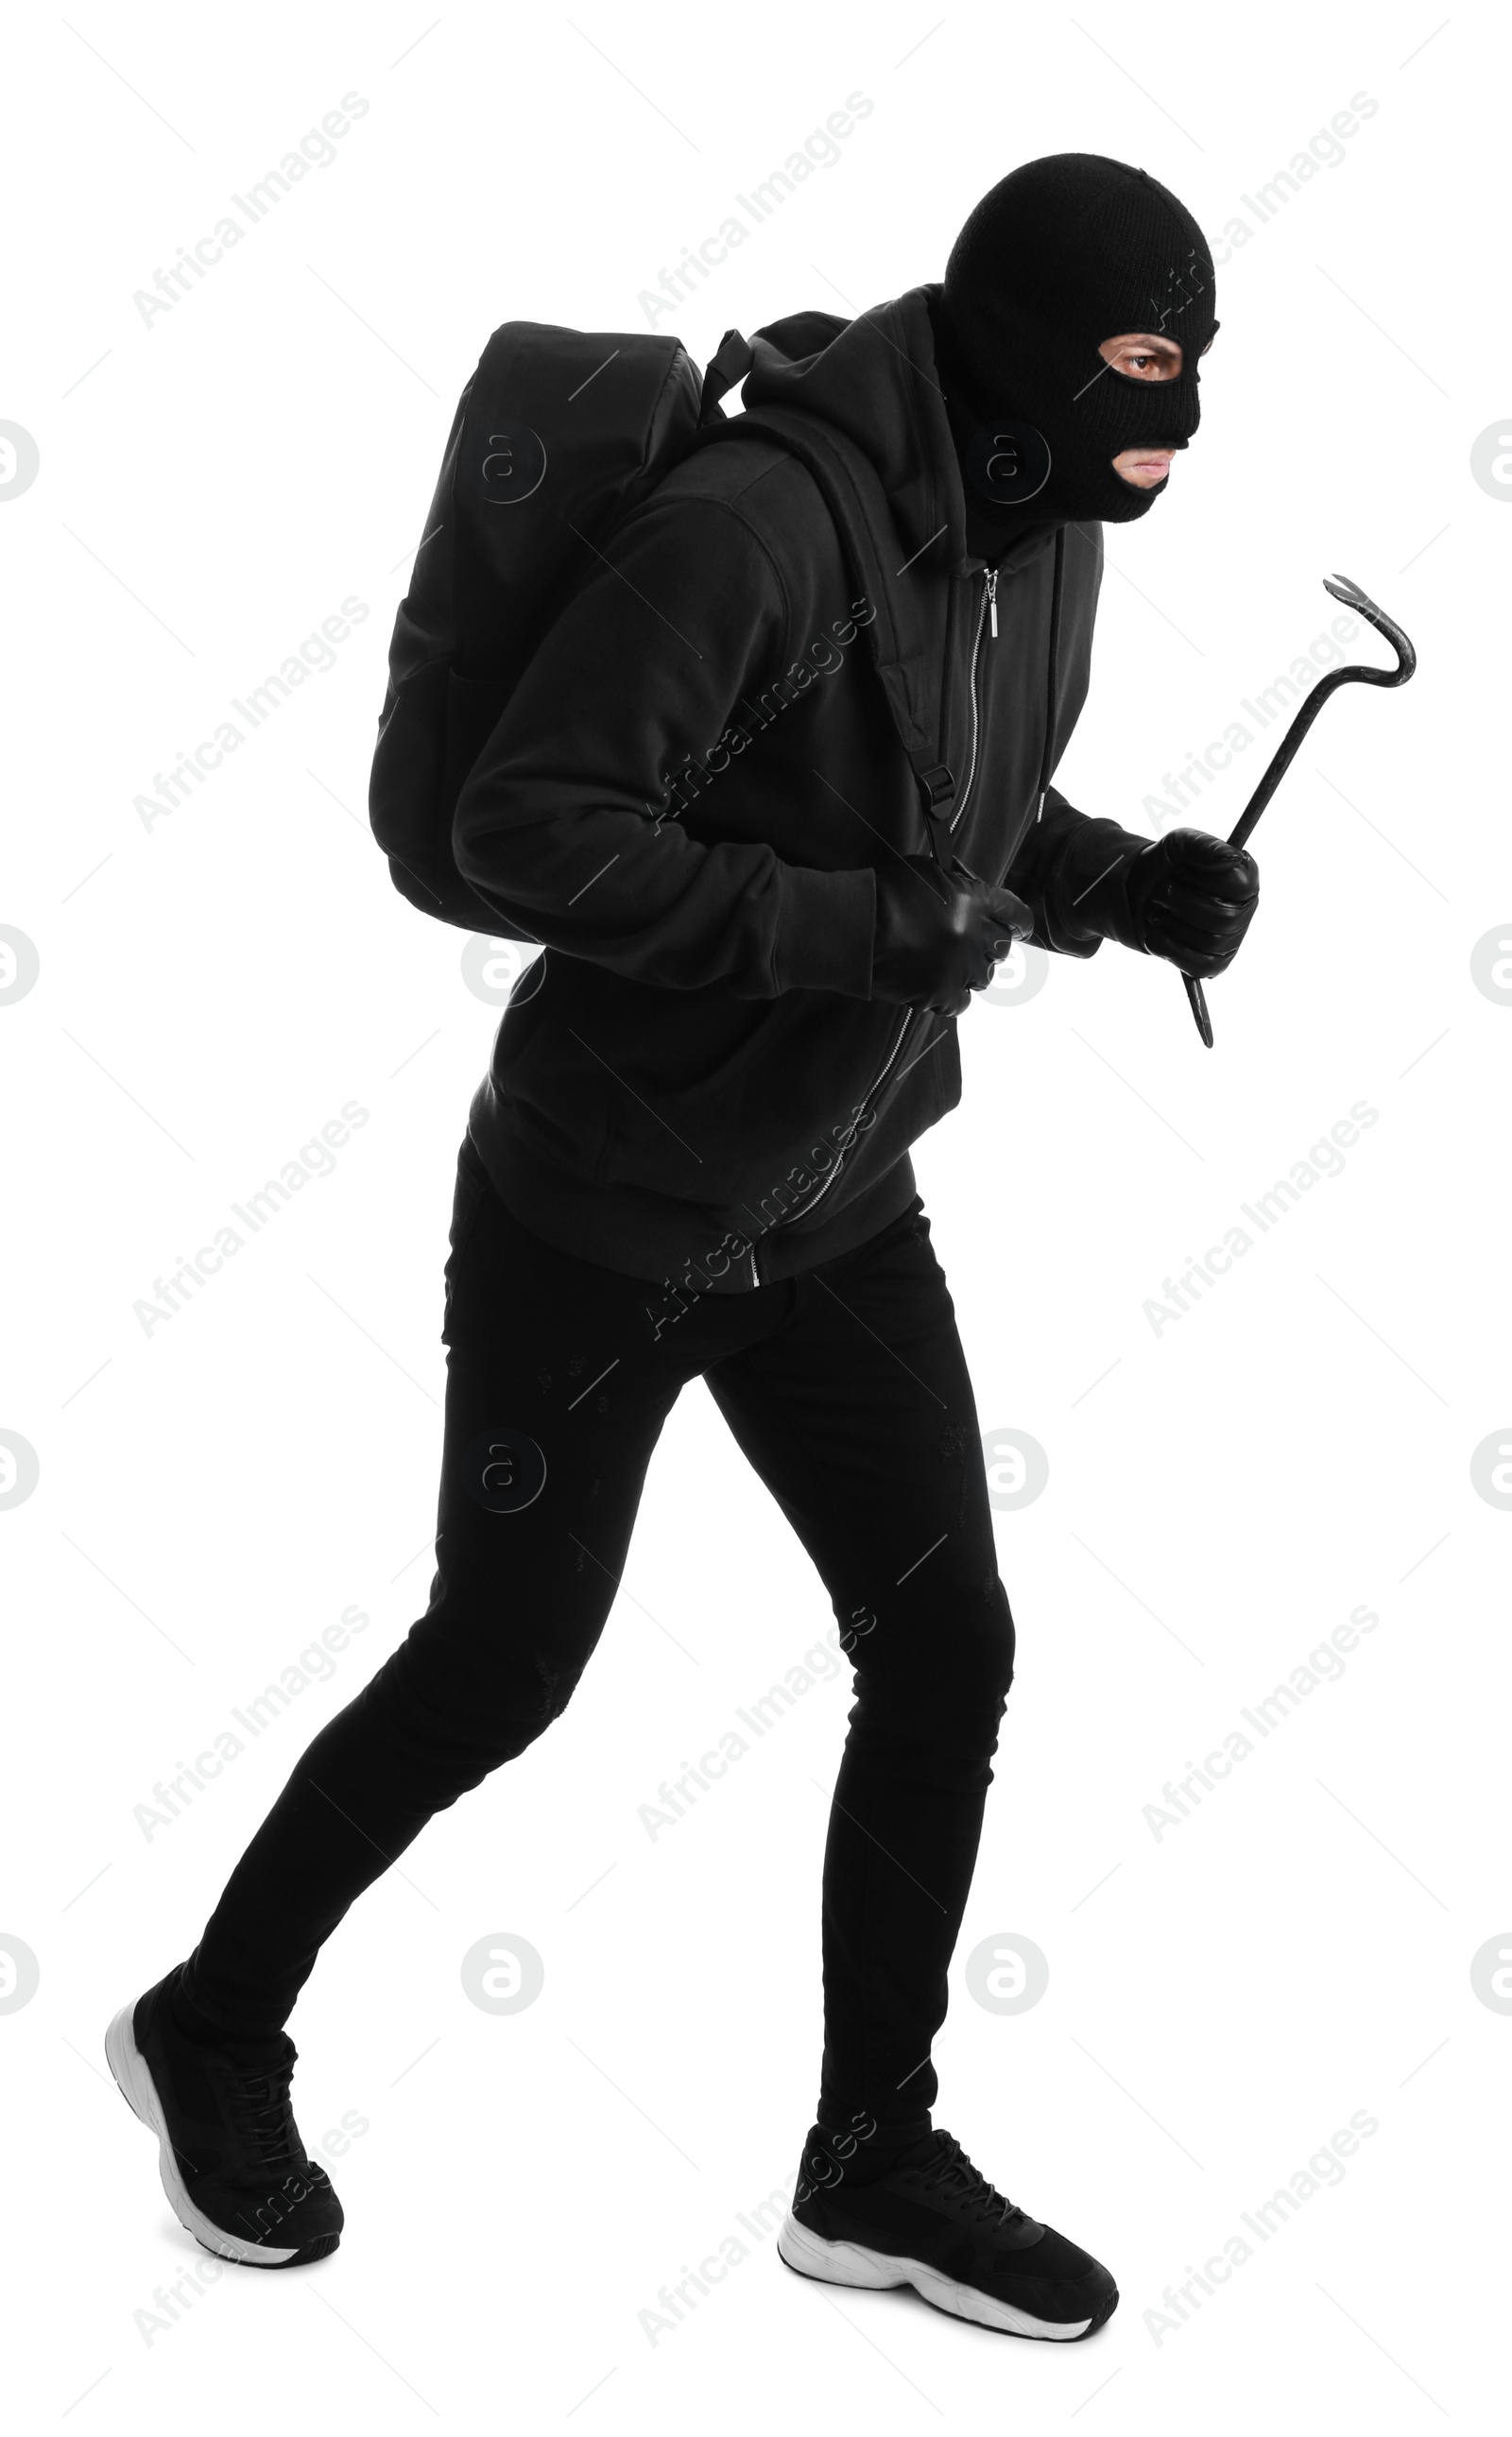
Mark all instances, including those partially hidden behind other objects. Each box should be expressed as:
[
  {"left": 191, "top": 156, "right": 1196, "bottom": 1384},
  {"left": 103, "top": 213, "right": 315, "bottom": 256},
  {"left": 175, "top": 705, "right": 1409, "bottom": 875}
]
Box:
[{"left": 596, "top": 992, "right": 903, "bottom": 1210}]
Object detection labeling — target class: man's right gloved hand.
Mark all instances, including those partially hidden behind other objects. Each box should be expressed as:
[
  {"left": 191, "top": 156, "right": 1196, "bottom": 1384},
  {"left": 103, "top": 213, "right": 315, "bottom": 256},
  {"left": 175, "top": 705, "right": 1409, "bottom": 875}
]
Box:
[{"left": 871, "top": 854, "right": 1035, "bottom": 1016}]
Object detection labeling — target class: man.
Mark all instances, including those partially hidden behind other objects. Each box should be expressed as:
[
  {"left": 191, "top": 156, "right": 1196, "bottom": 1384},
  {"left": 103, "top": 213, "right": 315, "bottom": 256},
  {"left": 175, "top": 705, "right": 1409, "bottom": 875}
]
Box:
[{"left": 108, "top": 155, "right": 1257, "bottom": 2341}]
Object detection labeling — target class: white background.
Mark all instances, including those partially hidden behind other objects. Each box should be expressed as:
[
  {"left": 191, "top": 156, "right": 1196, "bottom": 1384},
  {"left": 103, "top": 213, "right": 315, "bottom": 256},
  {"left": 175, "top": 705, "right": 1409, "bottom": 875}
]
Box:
[{"left": 2, "top": 2, "right": 1505, "bottom": 2428}]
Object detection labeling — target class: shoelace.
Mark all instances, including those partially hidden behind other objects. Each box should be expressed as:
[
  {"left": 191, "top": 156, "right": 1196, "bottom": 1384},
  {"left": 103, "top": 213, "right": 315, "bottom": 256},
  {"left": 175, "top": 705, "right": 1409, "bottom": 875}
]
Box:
[
  {"left": 913, "top": 2137, "right": 1023, "bottom": 2232},
  {"left": 222, "top": 2058, "right": 301, "bottom": 2176}
]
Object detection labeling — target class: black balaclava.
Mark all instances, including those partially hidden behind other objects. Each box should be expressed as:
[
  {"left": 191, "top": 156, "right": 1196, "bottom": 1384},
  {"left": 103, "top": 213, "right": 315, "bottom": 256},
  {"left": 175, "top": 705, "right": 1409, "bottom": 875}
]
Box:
[{"left": 936, "top": 152, "right": 1218, "bottom": 530}]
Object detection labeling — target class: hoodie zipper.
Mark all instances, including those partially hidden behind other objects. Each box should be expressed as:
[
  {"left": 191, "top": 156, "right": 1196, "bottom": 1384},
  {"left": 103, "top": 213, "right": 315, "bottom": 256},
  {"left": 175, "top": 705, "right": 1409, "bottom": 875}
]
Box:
[
  {"left": 947, "top": 567, "right": 996, "bottom": 840},
  {"left": 752, "top": 575, "right": 993, "bottom": 1274},
  {"left": 750, "top": 548, "right": 1044, "bottom": 1287},
  {"left": 751, "top": 999, "right": 915, "bottom": 1279}
]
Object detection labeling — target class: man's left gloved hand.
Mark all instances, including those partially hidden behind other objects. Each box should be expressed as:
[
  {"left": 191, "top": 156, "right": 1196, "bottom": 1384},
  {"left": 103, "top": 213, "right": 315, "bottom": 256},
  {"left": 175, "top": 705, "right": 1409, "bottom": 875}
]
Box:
[{"left": 1126, "top": 828, "right": 1260, "bottom": 980}]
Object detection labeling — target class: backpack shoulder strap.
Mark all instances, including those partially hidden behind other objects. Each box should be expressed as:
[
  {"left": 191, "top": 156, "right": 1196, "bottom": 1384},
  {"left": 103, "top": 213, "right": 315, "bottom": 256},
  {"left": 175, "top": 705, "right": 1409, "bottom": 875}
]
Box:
[{"left": 688, "top": 384, "right": 957, "bottom": 853}]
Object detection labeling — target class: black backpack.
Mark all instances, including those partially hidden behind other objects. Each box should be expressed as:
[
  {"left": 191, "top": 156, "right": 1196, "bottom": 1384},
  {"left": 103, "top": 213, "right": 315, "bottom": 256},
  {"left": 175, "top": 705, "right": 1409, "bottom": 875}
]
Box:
[{"left": 368, "top": 319, "right": 960, "bottom": 939}]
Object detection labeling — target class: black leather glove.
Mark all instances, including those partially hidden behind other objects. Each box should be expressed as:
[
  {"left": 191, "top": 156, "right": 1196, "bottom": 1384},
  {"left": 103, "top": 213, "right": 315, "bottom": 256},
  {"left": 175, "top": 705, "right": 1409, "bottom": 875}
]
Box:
[
  {"left": 871, "top": 854, "right": 1034, "bottom": 1016},
  {"left": 1127, "top": 828, "right": 1260, "bottom": 980}
]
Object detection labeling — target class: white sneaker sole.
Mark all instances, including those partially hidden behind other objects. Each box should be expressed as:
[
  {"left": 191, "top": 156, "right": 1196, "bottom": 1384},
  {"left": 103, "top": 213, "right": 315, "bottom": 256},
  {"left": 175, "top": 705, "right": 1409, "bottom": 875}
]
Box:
[
  {"left": 777, "top": 2210, "right": 1095, "bottom": 2340},
  {"left": 105, "top": 2001, "right": 302, "bottom": 2268}
]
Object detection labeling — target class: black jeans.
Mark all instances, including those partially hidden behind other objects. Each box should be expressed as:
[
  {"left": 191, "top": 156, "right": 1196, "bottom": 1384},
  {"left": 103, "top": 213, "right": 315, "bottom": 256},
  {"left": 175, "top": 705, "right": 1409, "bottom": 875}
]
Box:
[{"left": 182, "top": 1139, "right": 1015, "bottom": 2132}]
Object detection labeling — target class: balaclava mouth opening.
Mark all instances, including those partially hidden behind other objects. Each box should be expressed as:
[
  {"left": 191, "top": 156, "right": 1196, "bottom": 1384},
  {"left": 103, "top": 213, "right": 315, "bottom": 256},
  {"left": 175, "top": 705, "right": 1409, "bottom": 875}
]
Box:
[{"left": 936, "top": 152, "right": 1218, "bottom": 530}]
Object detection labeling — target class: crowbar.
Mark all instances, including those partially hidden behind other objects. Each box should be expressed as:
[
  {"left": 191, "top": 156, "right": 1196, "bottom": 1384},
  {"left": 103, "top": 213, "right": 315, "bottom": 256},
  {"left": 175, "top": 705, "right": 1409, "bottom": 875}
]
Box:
[{"left": 1181, "top": 573, "right": 1418, "bottom": 1046}]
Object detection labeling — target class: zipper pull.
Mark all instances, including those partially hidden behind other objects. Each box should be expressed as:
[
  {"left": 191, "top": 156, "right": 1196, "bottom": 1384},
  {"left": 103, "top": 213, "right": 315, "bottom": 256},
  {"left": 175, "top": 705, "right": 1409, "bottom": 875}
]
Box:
[{"left": 986, "top": 568, "right": 998, "bottom": 639}]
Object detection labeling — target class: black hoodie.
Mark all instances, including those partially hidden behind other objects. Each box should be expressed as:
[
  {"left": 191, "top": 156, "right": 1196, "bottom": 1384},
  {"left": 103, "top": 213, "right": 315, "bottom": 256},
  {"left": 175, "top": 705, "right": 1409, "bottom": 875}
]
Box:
[{"left": 453, "top": 283, "right": 1149, "bottom": 1297}]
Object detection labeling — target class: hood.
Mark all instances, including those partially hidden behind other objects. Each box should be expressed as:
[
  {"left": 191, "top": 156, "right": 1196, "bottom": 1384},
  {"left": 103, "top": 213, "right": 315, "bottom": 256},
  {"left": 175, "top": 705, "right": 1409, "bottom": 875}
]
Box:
[{"left": 739, "top": 283, "right": 1061, "bottom": 583}]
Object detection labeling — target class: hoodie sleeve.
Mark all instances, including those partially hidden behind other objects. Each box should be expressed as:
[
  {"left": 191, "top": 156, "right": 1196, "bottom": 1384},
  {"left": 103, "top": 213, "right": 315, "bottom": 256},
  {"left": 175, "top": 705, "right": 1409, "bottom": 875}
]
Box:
[
  {"left": 1003, "top": 783, "right": 1153, "bottom": 959},
  {"left": 452, "top": 491, "right": 878, "bottom": 1001}
]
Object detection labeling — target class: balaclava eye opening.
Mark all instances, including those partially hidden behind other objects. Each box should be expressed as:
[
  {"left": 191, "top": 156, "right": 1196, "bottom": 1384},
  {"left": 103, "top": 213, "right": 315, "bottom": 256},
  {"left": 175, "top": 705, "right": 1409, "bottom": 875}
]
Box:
[{"left": 936, "top": 153, "right": 1218, "bottom": 528}]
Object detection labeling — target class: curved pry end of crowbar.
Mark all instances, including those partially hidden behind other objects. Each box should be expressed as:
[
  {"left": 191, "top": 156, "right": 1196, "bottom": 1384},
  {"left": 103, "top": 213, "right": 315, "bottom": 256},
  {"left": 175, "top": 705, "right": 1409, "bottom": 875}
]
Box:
[{"left": 1321, "top": 572, "right": 1418, "bottom": 684}]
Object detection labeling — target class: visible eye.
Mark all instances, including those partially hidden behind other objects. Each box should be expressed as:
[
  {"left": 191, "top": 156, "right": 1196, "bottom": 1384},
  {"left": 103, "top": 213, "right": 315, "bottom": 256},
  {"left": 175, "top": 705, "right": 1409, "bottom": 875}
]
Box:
[{"left": 1099, "top": 333, "right": 1183, "bottom": 383}]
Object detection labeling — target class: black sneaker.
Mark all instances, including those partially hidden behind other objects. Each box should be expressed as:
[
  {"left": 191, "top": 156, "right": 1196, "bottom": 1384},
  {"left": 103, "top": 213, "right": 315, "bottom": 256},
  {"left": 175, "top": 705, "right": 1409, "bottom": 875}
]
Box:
[
  {"left": 105, "top": 1965, "right": 343, "bottom": 2268},
  {"left": 778, "top": 2127, "right": 1118, "bottom": 2340}
]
